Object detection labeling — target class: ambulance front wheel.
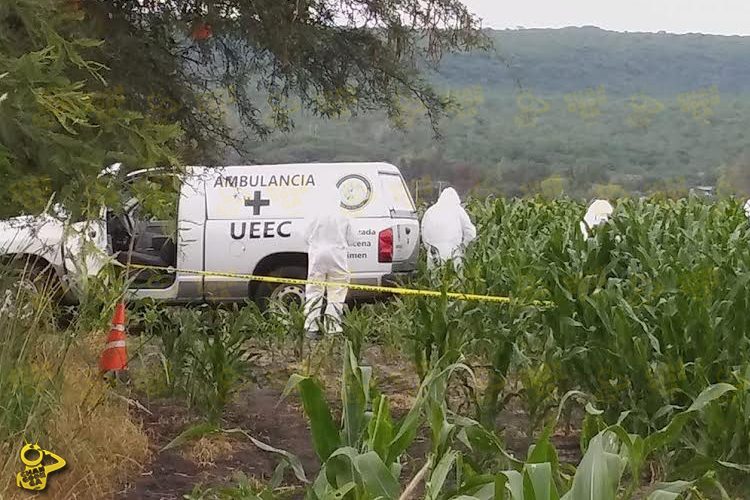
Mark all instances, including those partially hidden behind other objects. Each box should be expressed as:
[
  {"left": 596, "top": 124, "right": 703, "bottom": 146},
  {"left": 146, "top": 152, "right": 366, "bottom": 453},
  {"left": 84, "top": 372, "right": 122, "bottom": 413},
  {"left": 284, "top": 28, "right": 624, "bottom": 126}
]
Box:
[{"left": 254, "top": 265, "right": 307, "bottom": 311}]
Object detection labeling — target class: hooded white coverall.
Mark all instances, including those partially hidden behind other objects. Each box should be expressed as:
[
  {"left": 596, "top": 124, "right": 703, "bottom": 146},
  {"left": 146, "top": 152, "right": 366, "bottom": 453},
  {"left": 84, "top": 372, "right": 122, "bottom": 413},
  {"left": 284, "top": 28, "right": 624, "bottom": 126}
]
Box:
[
  {"left": 744, "top": 199, "right": 750, "bottom": 219},
  {"left": 303, "top": 186, "right": 356, "bottom": 334},
  {"left": 580, "top": 199, "right": 614, "bottom": 239},
  {"left": 421, "top": 188, "right": 477, "bottom": 269}
]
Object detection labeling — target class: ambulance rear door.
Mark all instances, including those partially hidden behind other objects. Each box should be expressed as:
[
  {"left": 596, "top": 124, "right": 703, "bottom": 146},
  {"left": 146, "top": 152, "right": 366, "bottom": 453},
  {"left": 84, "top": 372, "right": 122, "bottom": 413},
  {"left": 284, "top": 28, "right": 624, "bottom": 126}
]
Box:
[{"left": 377, "top": 169, "right": 419, "bottom": 269}]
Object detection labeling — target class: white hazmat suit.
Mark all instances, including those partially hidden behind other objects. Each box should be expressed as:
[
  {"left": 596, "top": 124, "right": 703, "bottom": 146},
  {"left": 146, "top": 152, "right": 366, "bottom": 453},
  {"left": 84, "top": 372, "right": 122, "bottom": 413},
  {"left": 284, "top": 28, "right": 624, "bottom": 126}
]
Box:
[
  {"left": 744, "top": 199, "right": 750, "bottom": 220},
  {"left": 580, "top": 199, "right": 614, "bottom": 239},
  {"left": 421, "top": 188, "right": 477, "bottom": 269},
  {"left": 303, "top": 185, "right": 356, "bottom": 336}
]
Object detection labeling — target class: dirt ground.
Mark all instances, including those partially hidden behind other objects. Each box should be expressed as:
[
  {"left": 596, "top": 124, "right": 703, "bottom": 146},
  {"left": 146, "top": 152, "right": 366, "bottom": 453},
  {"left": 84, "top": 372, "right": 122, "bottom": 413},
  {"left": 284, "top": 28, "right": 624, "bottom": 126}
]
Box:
[
  {"left": 116, "top": 385, "right": 318, "bottom": 499},
  {"left": 114, "top": 344, "right": 581, "bottom": 499}
]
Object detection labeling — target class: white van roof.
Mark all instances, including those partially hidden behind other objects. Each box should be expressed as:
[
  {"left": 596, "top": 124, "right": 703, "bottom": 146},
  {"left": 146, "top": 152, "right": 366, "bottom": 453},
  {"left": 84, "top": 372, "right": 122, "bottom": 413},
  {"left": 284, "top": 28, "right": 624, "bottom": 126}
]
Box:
[
  {"left": 187, "top": 162, "right": 401, "bottom": 175},
  {"left": 123, "top": 163, "right": 403, "bottom": 180}
]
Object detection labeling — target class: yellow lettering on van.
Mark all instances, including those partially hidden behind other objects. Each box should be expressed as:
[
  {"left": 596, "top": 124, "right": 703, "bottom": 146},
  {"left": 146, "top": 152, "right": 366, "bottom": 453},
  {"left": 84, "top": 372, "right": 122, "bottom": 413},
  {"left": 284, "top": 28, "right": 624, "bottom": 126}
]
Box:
[{"left": 267, "top": 185, "right": 310, "bottom": 210}]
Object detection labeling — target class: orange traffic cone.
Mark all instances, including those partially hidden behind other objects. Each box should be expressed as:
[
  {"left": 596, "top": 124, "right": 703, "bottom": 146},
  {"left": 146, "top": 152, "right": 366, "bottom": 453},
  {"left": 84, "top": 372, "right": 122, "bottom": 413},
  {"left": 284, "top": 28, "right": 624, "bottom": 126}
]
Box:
[{"left": 99, "top": 302, "right": 129, "bottom": 379}]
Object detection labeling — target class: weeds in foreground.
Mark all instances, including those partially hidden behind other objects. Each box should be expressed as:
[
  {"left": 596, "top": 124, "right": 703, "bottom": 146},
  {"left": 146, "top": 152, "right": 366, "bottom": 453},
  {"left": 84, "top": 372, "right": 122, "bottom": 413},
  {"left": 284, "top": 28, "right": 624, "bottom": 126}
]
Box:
[{"left": 0, "top": 261, "right": 148, "bottom": 497}]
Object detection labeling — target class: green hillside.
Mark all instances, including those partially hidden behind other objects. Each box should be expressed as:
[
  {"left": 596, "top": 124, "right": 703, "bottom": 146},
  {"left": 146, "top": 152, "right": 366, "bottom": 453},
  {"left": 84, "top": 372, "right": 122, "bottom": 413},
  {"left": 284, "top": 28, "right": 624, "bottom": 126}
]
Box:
[
  {"left": 437, "top": 27, "right": 750, "bottom": 94},
  {"left": 238, "top": 27, "right": 750, "bottom": 199}
]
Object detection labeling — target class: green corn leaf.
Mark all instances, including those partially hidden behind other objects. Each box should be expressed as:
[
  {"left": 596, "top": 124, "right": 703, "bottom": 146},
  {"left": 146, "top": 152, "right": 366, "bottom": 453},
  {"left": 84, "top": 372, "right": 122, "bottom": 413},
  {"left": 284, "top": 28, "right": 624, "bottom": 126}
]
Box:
[
  {"left": 330, "top": 448, "right": 401, "bottom": 499},
  {"left": 457, "top": 482, "right": 496, "bottom": 500},
  {"left": 312, "top": 479, "right": 357, "bottom": 500},
  {"left": 456, "top": 418, "right": 522, "bottom": 467},
  {"left": 328, "top": 482, "right": 357, "bottom": 499},
  {"left": 284, "top": 374, "right": 341, "bottom": 461},
  {"left": 501, "top": 471, "right": 524, "bottom": 500},
  {"left": 524, "top": 463, "right": 559, "bottom": 500},
  {"left": 387, "top": 399, "right": 423, "bottom": 465},
  {"left": 270, "top": 462, "right": 289, "bottom": 490},
  {"left": 309, "top": 464, "right": 331, "bottom": 500},
  {"left": 367, "top": 395, "right": 394, "bottom": 464},
  {"left": 387, "top": 359, "right": 472, "bottom": 463},
  {"left": 645, "top": 492, "right": 681, "bottom": 500},
  {"left": 426, "top": 450, "right": 460, "bottom": 500},
  {"left": 717, "top": 460, "right": 750, "bottom": 473},
  {"left": 686, "top": 383, "right": 736, "bottom": 413},
  {"left": 160, "top": 421, "right": 219, "bottom": 451},
  {"left": 354, "top": 451, "right": 401, "bottom": 499},
  {"left": 342, "top": 343, "right": 368, "bottom": 447},
  {"left": 584, "top": 402, "right": 604, "bottom": 416},
  {"left": 561, "top": 432, "right": 626, "bottom": 500},
  {"left": 494, "top": 474, "right": 508, "bottom": 500},
  {"left": 644, "top": 480, "right": 695, "bottom": 500},
  {"left": 644, "top": 383, "right": 736, "bottom": 457},
  {"left": 526, "top": 434, "right": 559, "bottom": 470}
]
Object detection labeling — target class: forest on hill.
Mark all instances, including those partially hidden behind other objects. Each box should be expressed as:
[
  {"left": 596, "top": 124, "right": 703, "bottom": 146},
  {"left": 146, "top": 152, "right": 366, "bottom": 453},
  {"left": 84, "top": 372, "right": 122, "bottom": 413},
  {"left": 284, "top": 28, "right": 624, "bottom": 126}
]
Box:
[{"left": 236, "top": 27, "right": 750, "bottom": 200}]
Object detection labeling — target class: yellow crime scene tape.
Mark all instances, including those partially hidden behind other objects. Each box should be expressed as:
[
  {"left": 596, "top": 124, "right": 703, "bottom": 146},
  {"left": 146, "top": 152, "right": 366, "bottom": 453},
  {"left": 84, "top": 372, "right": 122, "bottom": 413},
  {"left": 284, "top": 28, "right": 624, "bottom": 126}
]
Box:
[{"left": 128, "top": 264, "right": 550, "bottom": 305}]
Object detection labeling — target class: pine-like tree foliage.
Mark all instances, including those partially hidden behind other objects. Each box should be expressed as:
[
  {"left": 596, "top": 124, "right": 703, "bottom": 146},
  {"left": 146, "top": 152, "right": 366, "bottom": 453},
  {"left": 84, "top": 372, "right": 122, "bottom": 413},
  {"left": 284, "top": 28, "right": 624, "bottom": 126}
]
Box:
[
  {"left": 0, "top": 0, "right": 181, "bottom": 218},
  {"left": 78, "top": 0, "right": 487, "bottom": 159},
  {"left": 0, "top": 1, "right": 484, "bottom": 217}
]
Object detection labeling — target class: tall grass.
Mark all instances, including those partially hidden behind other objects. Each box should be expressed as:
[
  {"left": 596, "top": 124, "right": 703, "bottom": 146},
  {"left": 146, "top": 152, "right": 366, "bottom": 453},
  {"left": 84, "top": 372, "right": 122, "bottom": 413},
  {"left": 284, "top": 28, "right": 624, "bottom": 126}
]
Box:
[{"left": 0, "top": 261, "right": 149, "bottom": 497}]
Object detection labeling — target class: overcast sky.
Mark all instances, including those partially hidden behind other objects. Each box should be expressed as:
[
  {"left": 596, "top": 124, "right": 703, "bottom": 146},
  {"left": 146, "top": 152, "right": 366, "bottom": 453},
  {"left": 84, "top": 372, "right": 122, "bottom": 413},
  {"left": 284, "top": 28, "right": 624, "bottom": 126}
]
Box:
[{"left": 461, "top": 0, "right": 750, "bottom": 36}]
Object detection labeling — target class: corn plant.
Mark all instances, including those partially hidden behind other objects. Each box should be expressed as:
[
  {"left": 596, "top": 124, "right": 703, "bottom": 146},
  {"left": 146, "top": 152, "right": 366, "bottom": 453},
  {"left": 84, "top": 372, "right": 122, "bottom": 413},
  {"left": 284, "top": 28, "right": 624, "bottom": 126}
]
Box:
[
  {"left": 455, "top": 196, "right": 750, "bottom": 481},
  {"left": 136, "top": 303, "right": 257, "bottom": 422},
  {"left": 181, "top": 305, "right": 256, "bottom": 423},
  {"left": 284, "top": 340, "right": 487, "bottom": 500},
  {"left": 262, "top": 298, "right": 307, "bottom": 357},
  {"left": 672, "top": 366, "right": 750, "bottom": 490},
  {"left": 340, "top": 304, "right": 374, "bottom": 359},
  {"left": 425, "top": 384, "right": 735, "bottom": 500}
]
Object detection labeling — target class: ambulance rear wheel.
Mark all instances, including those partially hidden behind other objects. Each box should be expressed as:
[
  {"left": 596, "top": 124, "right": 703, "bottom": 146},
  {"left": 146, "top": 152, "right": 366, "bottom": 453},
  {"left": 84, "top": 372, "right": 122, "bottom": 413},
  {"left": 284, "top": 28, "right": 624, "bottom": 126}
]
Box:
[{"left": 254, "top": 265, "right": 307, "bottom": 311}]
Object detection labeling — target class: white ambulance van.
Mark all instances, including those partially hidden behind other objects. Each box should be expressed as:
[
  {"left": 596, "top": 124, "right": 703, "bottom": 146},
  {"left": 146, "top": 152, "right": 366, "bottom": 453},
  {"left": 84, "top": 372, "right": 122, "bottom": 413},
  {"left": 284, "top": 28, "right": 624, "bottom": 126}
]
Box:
[{"left": 0, "top": 163, "right": 420, "bottom": 306}]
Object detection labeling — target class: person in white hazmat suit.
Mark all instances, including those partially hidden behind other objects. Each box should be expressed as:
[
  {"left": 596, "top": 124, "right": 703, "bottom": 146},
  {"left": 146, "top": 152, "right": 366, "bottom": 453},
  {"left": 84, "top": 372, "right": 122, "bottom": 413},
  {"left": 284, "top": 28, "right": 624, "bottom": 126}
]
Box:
[
  {"left": 421, "top": 187, "right": 477, "bottom": 270},
  {"left": 744, "top": 199, "right": 750, "bottom": 220},
  {"left": 303, "top": 184, "right": 356, "bottom": 339},
  {"left": 580, "top": 199, "right": 614, "bottom": 239}
]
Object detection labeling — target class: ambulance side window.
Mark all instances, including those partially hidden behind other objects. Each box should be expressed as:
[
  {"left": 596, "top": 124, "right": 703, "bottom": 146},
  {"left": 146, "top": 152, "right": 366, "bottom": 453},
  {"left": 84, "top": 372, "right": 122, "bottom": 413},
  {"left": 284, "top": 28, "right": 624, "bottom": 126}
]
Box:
[{"left": 379, "top": 172, "right": 416, "bottom": 217}]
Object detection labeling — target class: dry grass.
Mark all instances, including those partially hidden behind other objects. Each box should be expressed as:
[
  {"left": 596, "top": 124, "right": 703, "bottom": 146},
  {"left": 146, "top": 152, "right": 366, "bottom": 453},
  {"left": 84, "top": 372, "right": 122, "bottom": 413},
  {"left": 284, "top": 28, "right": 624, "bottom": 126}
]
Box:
[
  {"left": 0, "top": 331, "right": 149, "bottom": 500},
  {"left": 184, "top": 435, "right": 235, "bottom": 468}
]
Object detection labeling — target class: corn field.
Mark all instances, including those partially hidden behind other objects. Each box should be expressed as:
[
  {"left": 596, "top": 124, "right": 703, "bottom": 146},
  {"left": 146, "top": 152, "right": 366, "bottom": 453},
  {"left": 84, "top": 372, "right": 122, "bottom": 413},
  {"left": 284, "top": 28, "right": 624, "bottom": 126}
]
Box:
[
  {"left": 3, "top": 196, "right": 750, "bottom": 499},
  {"left": 266, "top": 196, "right": 750, "bottom": 499},
  {"left": 297, "top": 195, "right": 750, "bottom": 499}
]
